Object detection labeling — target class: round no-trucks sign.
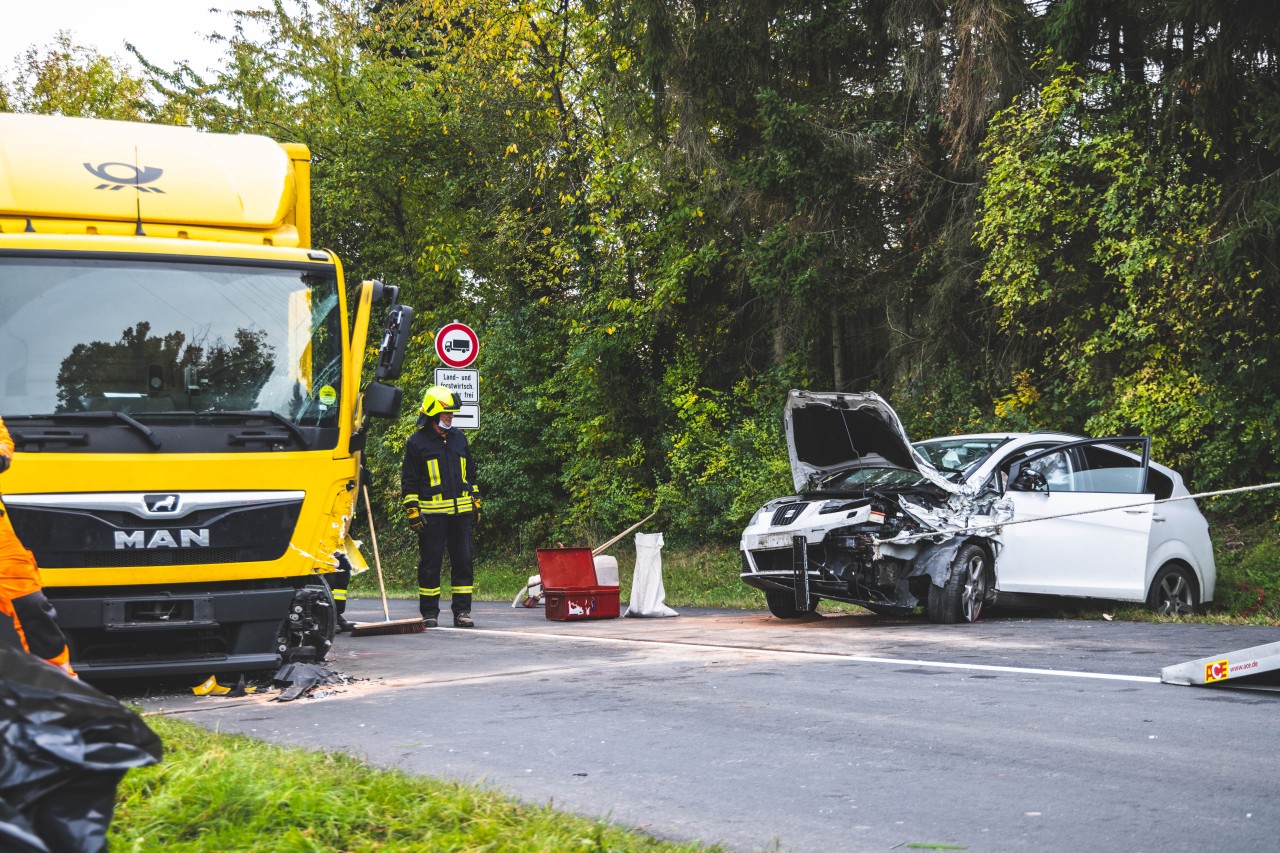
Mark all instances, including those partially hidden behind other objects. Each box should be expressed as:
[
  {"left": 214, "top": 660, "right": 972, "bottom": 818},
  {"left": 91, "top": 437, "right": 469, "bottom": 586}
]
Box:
[{"left": 435, "top": 321, "right": 479, "bottom": 368}]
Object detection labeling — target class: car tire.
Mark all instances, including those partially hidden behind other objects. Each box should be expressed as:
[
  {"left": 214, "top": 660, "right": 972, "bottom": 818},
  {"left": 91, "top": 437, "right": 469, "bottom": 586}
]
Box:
[
  {"left": 1147, "top": 563, "right": 1200, "bottom": 615},
  {"left": 765, "top": 589, "right": 818, "bottom": 619},
  {"left": 926, "top": 542, "right": 989, "bottom": 624}
]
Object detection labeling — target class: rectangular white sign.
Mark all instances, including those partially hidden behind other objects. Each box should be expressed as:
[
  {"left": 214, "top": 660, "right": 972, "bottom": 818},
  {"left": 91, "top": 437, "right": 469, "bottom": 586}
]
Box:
[
  {"left": 434, "top": 368, "right": 479, "bottom": 403},
  {"left": 451, "top": 404, "right": 480, "bottom": 430}
]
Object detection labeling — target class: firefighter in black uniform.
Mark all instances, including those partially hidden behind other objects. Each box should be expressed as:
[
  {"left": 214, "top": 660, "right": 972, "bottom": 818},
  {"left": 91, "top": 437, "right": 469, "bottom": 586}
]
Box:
[{"left": 401, "top": 385, "right": 479, "bottom": 628}]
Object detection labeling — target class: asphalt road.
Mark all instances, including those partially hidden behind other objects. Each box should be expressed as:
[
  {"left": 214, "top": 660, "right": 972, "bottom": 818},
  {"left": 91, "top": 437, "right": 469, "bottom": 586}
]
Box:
[{"left": 137, "top": 600, "right": 1280, "bottom": 852}]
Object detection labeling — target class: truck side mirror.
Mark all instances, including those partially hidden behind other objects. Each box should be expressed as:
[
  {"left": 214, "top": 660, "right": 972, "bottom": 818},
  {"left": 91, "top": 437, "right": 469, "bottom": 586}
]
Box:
[
  {"left": 362, "top": 381, "right": 403, "bottom": 420},
  {"left": 374, "top": 303, "right": 413, "bottom": 381},
  {"left": 369, "top": 281, "right": 400, "bottom": 305}
]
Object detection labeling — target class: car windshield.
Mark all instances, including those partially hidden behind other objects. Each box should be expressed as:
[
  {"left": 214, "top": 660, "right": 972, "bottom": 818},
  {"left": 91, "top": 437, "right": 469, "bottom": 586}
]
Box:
[
  {"left": 912, "top": 437, "right": 1009, "bottom": 481},
  {"left": 817, "top": 466, "right": 928, "bottom": 492}
]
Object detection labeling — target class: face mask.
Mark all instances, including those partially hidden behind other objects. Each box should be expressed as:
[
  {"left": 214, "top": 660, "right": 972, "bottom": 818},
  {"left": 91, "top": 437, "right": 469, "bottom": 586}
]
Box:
[{"left": 438, "top": 417, "right": 453, "bottom": 431}]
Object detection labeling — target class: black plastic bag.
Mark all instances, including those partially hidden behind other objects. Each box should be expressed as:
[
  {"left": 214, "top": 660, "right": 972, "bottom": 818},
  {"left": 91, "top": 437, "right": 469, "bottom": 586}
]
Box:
[{"left": 0, "top": 647, "right": 163, "bottom": 853}]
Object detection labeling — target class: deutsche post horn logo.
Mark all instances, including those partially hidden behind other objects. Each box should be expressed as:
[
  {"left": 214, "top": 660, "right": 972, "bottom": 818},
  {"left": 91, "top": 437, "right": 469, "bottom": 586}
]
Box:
[{"left": 84, "top": 162, "right": 166, "bottom": 193}]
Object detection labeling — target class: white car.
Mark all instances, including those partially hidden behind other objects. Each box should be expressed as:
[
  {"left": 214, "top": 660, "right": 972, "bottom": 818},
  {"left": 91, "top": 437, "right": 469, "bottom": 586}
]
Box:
[{"left": 739, "top": 390, "right": 1216, "bottom": 623}]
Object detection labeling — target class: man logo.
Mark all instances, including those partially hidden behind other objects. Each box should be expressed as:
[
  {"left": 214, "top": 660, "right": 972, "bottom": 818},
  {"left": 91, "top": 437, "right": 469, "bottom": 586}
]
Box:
[
  {"left": 83, "top": 162, "right": 166, "bottom": 193},
  {"left": 145, "top": 494, "right": 181, "bottom": 514},
  {"left": 115, "top": 529, "right": 211, "bottom": 549}
]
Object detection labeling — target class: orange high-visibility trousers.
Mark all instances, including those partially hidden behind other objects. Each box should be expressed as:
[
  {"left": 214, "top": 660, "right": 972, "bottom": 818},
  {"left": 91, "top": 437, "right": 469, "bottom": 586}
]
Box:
[{"left": 0, "top": 501, "right": 75, "bottom": 675}]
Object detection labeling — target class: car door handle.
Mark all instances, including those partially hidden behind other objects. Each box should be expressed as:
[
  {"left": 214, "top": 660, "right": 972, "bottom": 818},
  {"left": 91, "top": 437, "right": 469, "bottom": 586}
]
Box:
[
  {"left": 1151, "top": 512, "right": 1166, "bottom": 523},
  {"left": 1122, "top": 507, "right": 1151, "bottom": 516}
]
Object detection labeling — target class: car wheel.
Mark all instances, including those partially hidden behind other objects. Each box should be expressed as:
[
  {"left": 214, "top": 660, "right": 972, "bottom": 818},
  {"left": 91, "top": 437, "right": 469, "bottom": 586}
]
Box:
[
  {"left": 1147, "top": 564, "right": 1199, "bottom": 615},
  {"left": 926, "top": 543, "right": 989, "bottom": 624},
  {"left": 765, "top": 589, "right": 818, "bottom": 619}
]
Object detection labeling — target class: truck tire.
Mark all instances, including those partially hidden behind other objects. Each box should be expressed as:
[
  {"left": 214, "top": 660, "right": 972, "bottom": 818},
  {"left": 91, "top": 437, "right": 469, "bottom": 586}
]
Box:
[{"left": 278, "top": 583, "right": 338, "bottom": 663}]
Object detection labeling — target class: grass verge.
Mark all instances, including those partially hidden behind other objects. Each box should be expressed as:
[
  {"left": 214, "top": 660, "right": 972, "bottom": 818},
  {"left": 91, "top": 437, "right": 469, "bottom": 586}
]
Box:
[
  {"left": 111, "top": 715, "right": 718, "bottom": 852},
  {"left": 351, "top": 538, "right": 764, "bottom": 611}
]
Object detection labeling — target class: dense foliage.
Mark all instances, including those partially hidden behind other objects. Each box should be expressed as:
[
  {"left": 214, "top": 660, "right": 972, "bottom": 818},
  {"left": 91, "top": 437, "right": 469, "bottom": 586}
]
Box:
[{"left": 5, "top": 0, "right": 1279, "bottom": 547}]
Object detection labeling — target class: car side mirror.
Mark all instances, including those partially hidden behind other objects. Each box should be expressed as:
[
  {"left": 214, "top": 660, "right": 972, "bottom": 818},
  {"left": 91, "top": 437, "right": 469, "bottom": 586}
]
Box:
[{"left": 1009, "top": 467, "right": 1048, "bottom": 492}]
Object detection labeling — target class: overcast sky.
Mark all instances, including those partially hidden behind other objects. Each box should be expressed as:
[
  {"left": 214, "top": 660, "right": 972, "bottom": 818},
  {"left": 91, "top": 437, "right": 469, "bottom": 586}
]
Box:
[{"left": 0, "top": 1, "right": 267, "bottom": 78}]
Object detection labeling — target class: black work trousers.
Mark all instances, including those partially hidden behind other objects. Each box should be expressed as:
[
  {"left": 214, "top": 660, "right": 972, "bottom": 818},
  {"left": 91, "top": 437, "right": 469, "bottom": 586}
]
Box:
[{"left": 416, "top": 513, "right": 474, "bottom": 618}]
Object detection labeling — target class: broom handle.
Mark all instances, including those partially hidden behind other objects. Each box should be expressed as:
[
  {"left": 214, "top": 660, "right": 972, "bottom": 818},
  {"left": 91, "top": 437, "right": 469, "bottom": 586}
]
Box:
[
  {"left": 592, "top": 511, "right": 656, "bottom": 556},
  {"left": 362, "top": 484, "right": 392, "bottom": 622}
]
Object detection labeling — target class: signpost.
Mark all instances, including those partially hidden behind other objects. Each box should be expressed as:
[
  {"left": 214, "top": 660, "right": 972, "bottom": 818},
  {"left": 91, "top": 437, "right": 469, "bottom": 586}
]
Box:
[{"left": 434, "top": 322, "right": 480, "bottom": 429}]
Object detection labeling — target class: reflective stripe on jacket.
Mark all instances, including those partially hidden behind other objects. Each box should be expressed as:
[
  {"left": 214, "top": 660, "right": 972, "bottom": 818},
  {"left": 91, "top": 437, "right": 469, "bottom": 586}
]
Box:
[{"left": 401, "top": 426, "right": 476, "bottom": 516}]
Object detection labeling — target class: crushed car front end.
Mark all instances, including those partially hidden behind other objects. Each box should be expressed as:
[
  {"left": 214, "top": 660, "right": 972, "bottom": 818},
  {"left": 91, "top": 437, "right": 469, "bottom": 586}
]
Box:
[
  {"left": 739, "top": 390, "right": 1002, "bottom": 621},
  {"left": 741, "top": 493, "right": 939, "bottom": 614}
]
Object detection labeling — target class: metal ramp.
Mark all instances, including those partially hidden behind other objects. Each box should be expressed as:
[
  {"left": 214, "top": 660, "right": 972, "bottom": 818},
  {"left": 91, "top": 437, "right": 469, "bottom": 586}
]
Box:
[{"left": 1161, "top": 641, "right": 1280, "bottom": 689}]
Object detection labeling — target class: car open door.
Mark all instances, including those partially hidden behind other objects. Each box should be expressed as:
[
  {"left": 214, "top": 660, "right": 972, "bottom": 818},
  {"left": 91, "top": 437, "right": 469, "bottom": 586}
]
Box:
[{"left": 995, "top": 438, "right": 1155, "bottom": 600}]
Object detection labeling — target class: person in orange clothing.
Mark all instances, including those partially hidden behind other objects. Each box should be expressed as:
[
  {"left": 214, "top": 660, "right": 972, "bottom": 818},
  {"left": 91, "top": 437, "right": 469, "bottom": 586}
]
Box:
[{"left": 0, "top": 415, "right": 76, "bottom": 676}]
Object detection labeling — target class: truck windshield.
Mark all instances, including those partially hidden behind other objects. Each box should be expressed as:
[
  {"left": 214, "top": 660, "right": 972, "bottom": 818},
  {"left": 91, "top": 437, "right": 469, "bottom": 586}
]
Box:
[{"left": 0, "top": 255, "right": 343, "bottom": 426}]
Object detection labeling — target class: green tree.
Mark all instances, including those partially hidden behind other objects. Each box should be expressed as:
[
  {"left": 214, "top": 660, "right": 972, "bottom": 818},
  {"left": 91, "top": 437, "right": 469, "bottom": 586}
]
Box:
[
  {"left": 1, "top": 31, "right": 147, "bottom": 119},
  {"left": 978, "top": 59, "right": 1280, "bottom": 500}
]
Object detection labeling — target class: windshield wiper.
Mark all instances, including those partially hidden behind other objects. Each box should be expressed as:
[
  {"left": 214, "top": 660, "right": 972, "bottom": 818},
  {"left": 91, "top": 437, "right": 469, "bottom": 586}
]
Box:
[
  {"left": 218, "top": 410, "right": 312, "bottom": 449},
  {"left": 52, "top": 411, "right": 162, "bottom": 449}
]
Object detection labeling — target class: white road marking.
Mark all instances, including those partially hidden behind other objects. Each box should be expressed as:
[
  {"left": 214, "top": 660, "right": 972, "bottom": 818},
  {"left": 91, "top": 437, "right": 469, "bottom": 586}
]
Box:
[{"left": 447, "top": 627, "right": 1163, "bottom": 683}]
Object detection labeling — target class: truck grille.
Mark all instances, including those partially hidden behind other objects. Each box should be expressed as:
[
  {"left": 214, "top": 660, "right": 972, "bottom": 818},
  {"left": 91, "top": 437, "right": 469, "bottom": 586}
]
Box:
[
  {"left": 77, "top": 548, "right": 243, "bottom": 568},
  {"left": 6, "top": 500, "right": 301, "bottom": 568}
]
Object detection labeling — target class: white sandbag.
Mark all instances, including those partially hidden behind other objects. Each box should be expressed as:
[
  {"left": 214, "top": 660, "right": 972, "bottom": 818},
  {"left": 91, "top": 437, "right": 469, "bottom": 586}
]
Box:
[
  {"left": 593, "top": 555, "right": 619, "bottom": 586},
  {"left": 624, "top": 532, "right": 678, "bottom": 617},
  {"left": 511, "top": 573, "right": 543, "bottom": 607}
]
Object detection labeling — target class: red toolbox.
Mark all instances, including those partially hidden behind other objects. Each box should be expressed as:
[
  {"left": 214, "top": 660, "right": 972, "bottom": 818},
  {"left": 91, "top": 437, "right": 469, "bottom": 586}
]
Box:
[{"left": 536, "top": 548, "right": 620, "bottom": 621}]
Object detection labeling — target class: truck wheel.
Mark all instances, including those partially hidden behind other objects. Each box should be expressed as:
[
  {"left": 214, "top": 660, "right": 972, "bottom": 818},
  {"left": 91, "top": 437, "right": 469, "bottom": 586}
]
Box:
[
  {"left": 279, "top": 583, "right": 338, "bottom": 663},
  {"left": 765, "top": 589, "right": 818, "bottom": 619},
  {"left": 926, "top": 543, "right": 989, "bottom": 624}
]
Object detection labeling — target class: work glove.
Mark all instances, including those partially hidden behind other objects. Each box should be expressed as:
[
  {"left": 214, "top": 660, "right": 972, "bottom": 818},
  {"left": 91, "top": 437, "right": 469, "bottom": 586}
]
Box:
[
  {"left": 406, "top": 505, "right": 423, "bottom": 533},
  {"left": 471, "top": 484, "right": 482, "bottom": 513},
  {"left": 0, "top": 455, "right": 9, "bottom": 473}
]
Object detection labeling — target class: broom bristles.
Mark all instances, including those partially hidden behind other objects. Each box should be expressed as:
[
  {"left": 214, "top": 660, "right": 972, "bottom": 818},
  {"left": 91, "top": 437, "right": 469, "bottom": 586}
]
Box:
[{"left": 348, "top": 618, "right": 425, "bottom": 637}]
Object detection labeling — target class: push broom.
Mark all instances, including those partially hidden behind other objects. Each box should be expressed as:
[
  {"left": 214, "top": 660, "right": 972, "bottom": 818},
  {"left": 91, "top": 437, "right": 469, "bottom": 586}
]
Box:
[{"left": 349, "top": 483, "right": 426, "bottom": 637}]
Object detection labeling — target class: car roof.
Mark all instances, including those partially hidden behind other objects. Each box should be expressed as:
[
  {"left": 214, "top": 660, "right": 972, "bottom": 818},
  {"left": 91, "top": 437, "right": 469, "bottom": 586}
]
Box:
[
  {"left": 918, "top": 431, "right": 1185, "bottom": 483},
  {"left": 914, "top": 431, "right": 1082, "bottom": 443}
]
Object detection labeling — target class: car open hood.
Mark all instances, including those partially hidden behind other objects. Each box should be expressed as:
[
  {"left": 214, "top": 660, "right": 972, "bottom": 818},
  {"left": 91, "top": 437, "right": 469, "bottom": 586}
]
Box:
[{"left": 784, "top": 390, "right": 960, "bottom": 494}]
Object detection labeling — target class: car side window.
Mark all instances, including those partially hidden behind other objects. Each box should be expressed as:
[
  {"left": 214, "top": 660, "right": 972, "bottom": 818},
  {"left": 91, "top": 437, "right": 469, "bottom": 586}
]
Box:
[
  {"left": 1145, "top": 466, "right": 1173, "bottom": 500},
  {"left": 1071, "top": 444, "right": 1146, "bottom": 494},
  {"left": 996, "top": 444, "right": 1060, "bottom": 490},
  {"left": 1030, "top": 450, "right": 1072, "bottom": 489}
]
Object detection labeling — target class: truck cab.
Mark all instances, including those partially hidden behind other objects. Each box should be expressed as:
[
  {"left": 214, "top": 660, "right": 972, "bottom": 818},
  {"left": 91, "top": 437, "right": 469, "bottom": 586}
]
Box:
[{"left": 0, "top": 113, "right": 410, "bottom": 679}]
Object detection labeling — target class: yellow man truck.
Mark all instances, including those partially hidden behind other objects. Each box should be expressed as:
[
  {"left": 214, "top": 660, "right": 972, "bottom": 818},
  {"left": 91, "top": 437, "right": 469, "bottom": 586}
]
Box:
[{"left": 0, "top": 113, "right": 411, "bottom": 679}]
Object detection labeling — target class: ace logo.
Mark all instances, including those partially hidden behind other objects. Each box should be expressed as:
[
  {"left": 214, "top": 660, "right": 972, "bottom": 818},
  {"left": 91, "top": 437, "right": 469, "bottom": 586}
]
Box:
[{"left": 1204, "top": 659, "right": 1230, "bottom": 683}]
